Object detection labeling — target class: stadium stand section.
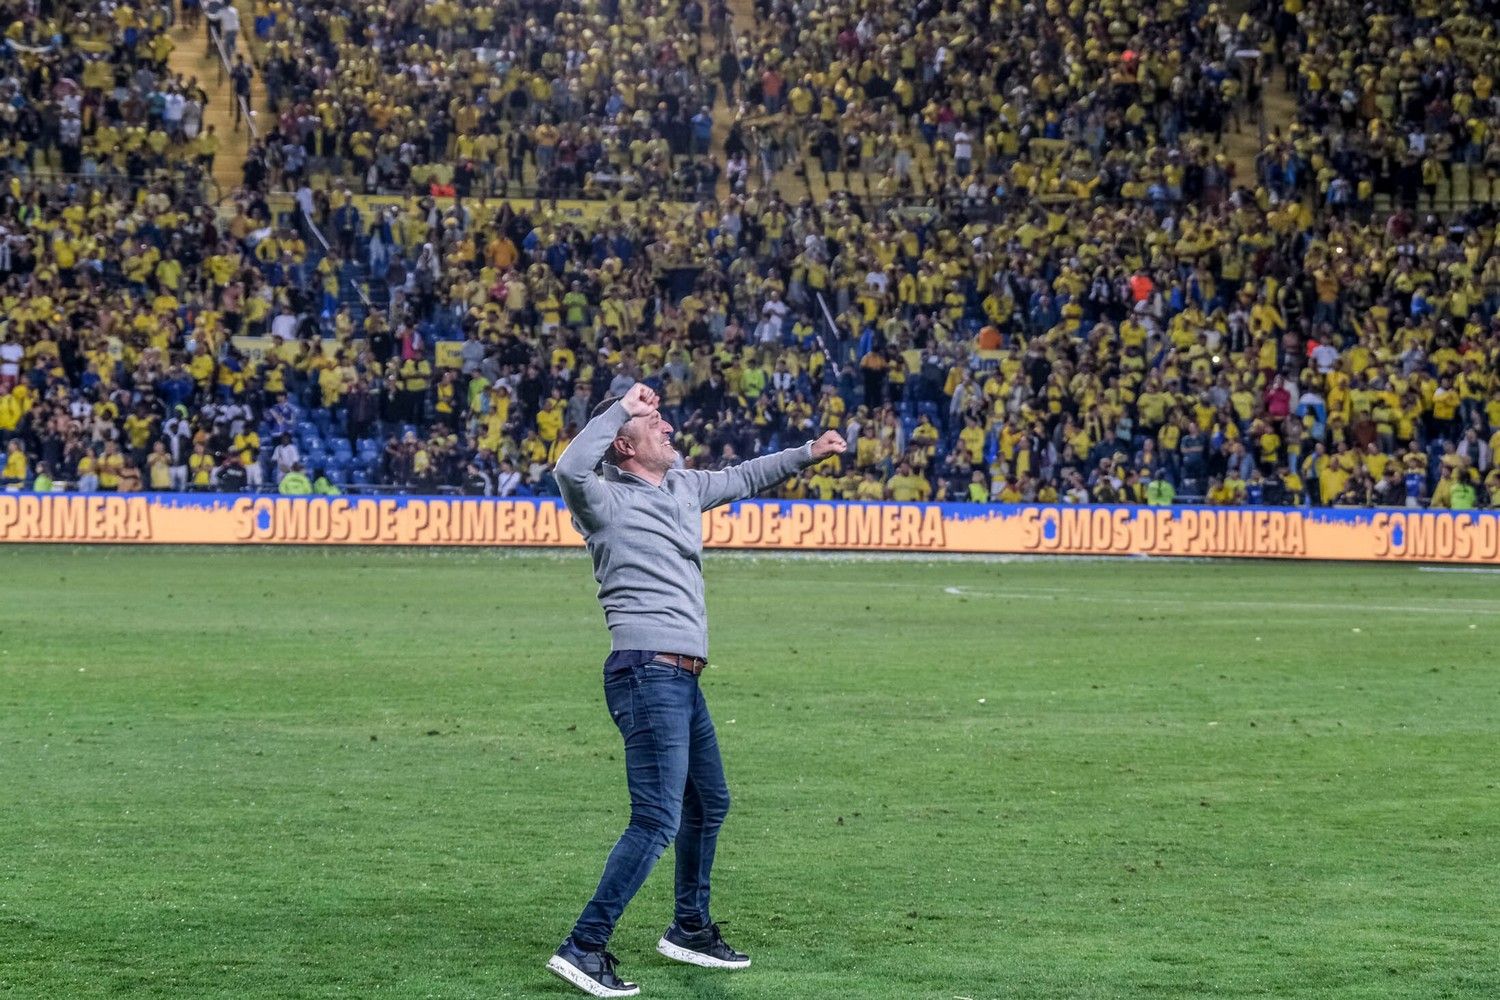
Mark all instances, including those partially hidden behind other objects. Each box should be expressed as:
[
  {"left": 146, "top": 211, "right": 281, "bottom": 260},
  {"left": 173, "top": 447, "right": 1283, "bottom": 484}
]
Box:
[{"left": 0, "top": 0, "right": 1497, "bottom": 508}]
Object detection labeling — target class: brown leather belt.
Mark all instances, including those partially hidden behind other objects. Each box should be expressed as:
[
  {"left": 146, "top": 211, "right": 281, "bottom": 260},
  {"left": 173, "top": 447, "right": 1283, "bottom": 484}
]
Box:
[{"left": 654, "top": 652, "right": 707, "bottom": 675}]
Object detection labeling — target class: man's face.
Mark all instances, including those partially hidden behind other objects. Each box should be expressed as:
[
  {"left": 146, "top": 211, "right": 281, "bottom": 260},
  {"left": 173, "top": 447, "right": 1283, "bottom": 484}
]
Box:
[{"left": 617, "top": 407, "right": 676, "bottom": 472}]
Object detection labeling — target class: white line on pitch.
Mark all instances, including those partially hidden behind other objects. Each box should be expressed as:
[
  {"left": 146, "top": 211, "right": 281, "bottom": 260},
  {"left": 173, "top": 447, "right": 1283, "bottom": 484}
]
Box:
[
  {"left": 1417, "top": 566, "right": 1500, "bottom": 575},
  {"left": 938, "top": 586, "right": 1497, "bottom": 617}
]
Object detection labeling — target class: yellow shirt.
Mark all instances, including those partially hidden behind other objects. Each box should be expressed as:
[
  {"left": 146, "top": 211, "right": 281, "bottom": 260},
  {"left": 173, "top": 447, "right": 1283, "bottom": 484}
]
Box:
[
  {"left": 189, "top": 452, "right": 214, "bottom": 486},
  {"left": 98, "top": 452, "right": 125, "bottom": 489},
  {"left": 536, "top": 404, "right": 564, "bottom": 444},
  {"left": 887, "top": 474, "right": 931, "bottom": 502},
  {"left": 124, "top": 414, "right": 155, "bottom": 450}
]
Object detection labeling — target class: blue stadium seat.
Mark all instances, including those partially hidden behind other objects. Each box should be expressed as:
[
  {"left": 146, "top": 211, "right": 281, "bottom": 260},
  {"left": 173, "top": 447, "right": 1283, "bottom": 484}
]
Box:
[
  {"left": 350, "top": 470, "right": 371, "bottom": 486},
  {"left": 330, "top": 439, "right": 354, "bottom": 460}
]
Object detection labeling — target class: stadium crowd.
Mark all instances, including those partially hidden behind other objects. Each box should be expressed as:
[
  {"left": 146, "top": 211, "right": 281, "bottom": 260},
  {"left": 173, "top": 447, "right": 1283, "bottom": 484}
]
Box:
[
  {"left": 245, "top": 0, "right": 730, "bottom": 199},
  {"left": 230, "top": 0, "right": 1275, "bottom": 203},
  {"left": 0, "top": 0, "right": 226, "bottom": 182},
  {"left": 720, "top": 0, "right": 1272, "bottom": 200},
  {"left": 1265, "top": 0, "right": 1500, "bottom": 211},
  {"left": 0, "top": 0, "right": 1498, "bottom": 509}
]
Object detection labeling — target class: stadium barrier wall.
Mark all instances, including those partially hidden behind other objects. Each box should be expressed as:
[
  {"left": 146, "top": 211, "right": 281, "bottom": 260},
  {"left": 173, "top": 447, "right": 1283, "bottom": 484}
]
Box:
[{"left": 2, "top": 494, "right": 1499, "bottom": 564}]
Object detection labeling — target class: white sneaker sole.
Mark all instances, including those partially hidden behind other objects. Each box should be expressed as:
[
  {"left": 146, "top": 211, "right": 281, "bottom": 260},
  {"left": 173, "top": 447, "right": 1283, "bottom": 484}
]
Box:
[
  {"left": 655, "top": 937, "right": 752, "bottom": 970},
  {"left": 545, "top": 955, "right": 640, "bottom": 997}
]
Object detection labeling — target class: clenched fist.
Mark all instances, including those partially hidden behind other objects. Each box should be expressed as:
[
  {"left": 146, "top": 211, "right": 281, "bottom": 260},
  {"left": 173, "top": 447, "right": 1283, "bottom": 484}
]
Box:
[
  {"left": 809, "top": 430, "right": 848, "bottom": 460},
  {"left": 620, "top": 382, "right": 660, "bottom": 418}
]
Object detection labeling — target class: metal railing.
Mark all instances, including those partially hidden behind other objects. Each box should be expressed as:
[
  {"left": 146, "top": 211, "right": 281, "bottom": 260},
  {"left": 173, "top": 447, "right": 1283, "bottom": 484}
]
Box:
[
  {"left": 307, "top": 213, "right": 374, "bottom": 309},
  {"left": 813, "top": 292, "right": 845, "bottom": 377},
  {"left": 206, "top": 13, "right": 258, "bottom": 142},
  {"left": 281, "top": 198, "right": 376, "bottom": 310}
]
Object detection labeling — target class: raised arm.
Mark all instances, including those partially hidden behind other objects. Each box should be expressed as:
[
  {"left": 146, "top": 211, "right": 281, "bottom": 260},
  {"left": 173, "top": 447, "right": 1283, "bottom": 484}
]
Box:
[
  {"left": 555, "top": 399, "right": 630, "bottom": 532},
  {"left": 686, "top": 430, "right": 847, "bottom": 510}
]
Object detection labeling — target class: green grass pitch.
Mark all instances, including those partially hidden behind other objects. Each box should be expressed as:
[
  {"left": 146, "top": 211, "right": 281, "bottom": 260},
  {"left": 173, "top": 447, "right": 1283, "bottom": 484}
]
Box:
[{"left": 1, "top": 548, "right": 1497, "bottom": 999}]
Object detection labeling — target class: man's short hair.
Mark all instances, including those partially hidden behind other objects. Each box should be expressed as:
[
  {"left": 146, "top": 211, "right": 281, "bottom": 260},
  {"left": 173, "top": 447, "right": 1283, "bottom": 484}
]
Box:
[{"left": 592, "top": 396, "right": 628, "bottom": 465}]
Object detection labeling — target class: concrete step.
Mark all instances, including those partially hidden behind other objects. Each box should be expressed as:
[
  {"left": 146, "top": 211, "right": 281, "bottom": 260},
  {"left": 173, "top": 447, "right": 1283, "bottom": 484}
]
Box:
[{"left": 166, "top": 4, "right": 267, "bottom": 196}]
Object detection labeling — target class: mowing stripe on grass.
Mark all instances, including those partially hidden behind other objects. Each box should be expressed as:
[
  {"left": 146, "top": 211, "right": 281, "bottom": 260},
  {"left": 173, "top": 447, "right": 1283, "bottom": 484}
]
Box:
[{"left": 936, "top": 585, "right": 1500, "bottom": 617}]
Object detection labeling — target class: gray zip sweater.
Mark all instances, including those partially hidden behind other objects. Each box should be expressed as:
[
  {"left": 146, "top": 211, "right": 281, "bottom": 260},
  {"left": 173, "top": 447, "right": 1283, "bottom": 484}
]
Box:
[{"left": 556, "top": 399, "right": 814, "bottom": 658}]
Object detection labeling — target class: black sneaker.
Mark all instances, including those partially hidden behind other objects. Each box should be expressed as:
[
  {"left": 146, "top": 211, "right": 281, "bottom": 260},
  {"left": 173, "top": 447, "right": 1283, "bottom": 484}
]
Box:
[
  {"left": 546, "top": 939, "right": 640, "bottom": 997},
  {"left": 656, "top": 922, "right": 751, "bottom": 970}
]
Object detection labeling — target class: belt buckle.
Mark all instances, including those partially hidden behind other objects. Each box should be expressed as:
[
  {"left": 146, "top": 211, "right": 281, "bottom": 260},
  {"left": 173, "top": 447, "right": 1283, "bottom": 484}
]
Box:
[{"left": 657, "top": 653, "right": 702, "bottom": 677}]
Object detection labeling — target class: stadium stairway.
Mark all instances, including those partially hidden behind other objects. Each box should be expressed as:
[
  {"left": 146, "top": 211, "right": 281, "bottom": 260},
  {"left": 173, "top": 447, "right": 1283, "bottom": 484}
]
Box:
[
  {"left": 1217, "top": 13, "right": 1297, "bottom": 193},
  {"left": 167, "top": 3, "right": 265, "bottom": 196}
]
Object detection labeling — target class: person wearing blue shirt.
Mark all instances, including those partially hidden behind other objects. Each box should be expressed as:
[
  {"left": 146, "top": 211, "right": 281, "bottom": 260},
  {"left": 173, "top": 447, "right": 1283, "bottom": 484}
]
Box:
[
  {"left": 268, "top": 394, "right": 298, "bottom": 437},
  {"left": 1246, "top": 471, "right": 1265, "bottom": 505},
  {"left": 611, "top": 233, "right": 634, "bottom": 264},
  {"left": 1404, "top": 468, "right": 1426, "bottom": 508},
  {"left": 546, "top": 240, "right": 571, "bottom": 275},
  {"left": 691, "top": 107, "right": 714, "bottom": 156}
]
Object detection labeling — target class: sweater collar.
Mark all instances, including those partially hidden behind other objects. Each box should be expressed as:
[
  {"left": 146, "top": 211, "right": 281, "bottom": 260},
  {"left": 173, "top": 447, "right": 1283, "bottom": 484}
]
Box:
[{"left": 602, "top": 463, "right": 657, "bottom": 488}]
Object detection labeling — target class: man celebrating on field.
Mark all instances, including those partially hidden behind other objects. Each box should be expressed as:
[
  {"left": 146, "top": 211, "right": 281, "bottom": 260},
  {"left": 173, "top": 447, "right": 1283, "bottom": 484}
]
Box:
[{"left": 548, "top": 381, "right": 845, "bottom": 998}]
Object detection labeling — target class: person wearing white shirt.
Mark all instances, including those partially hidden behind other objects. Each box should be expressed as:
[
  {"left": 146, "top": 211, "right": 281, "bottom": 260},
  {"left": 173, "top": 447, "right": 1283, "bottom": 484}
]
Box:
[
  {"left": 494, "top": 461, "right": 521, "bottom": 497},
  {"left": 953, "top": 128, "right": 973, "bottom": 176},
  {"left": 270, "top": 306, "right": 298, "bottom": 342},
  {"left": 162, "top": 91, "right": 186, "bottom": 135},
  {"left": 272, "top": 435, "right": 300, "bottom": 482},
  {"left": 163, "top": 415, "right": 192, "bottom": 490},
  {"left": 218, "top": 2, "right": 240, "bottom": 54},
  {"left": 0, "top": 338, "right": 21, "bottom": 388},
  {"left": 220, "top": 401, "right": 251, "bottom": 436},
  {"left": 757, "top": 291, "right": 788, "bottom": 344},
  {"left": 181, "top": 98, "right": 203, "bottom": 140}
]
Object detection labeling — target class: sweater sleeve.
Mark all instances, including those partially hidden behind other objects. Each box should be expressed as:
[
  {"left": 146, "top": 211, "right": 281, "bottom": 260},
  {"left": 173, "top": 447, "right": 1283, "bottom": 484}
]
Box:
[
  {"left": 680, "top": 442, "right": 815, "bottom": 511},
  {"left": 555, "top": 401, "right": 629, "bottom": 532}
]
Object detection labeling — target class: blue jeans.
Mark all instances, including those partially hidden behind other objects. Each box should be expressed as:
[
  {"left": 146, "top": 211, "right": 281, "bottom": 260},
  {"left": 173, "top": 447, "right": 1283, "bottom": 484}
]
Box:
[{"left": 570, "top": 651, "right": 730, "bottom": 949}]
